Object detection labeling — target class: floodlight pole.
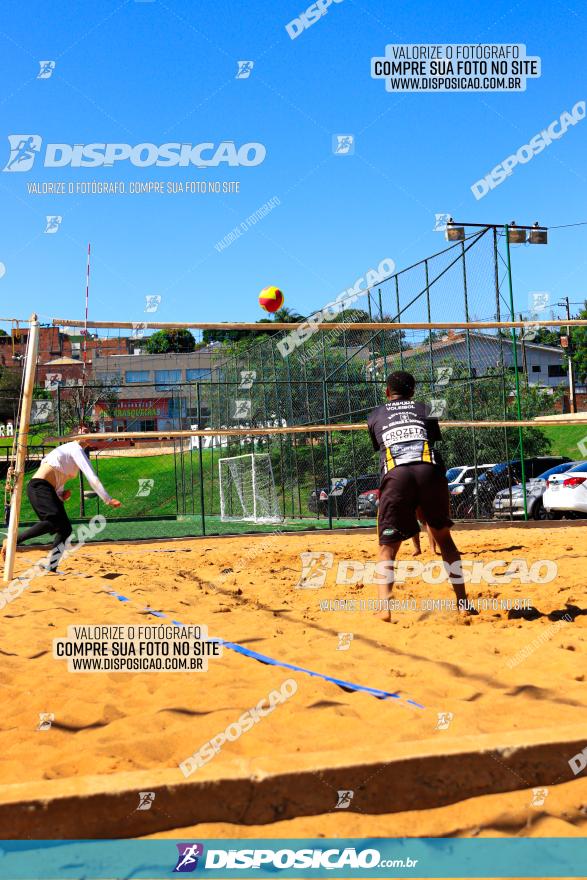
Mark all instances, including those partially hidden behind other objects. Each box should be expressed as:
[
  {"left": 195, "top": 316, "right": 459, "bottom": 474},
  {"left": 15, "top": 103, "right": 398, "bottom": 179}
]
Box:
[{"left": 3, "top": 314, "right": 40, "bottom": 583}]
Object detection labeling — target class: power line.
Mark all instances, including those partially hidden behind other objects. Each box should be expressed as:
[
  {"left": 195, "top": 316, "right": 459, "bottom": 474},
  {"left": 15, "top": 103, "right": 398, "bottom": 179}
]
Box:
[{"left": 548, "top": 221, "right": 587, "bottom": 230}]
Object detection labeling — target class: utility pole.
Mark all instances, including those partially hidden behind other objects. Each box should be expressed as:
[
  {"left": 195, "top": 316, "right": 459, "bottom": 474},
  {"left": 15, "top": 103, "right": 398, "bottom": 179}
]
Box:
[
  {"left": 559, "top": 297, "right": 577, "bottom": 414},
  {"left": 518, "top": 313, "right": 529, "bottom": 388}
]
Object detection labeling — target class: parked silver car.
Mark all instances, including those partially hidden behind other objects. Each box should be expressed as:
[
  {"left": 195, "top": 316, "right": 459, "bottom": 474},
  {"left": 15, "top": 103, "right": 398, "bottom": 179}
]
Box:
[{"left": 492, "top": 461, "right": 580, "bottom": 520}]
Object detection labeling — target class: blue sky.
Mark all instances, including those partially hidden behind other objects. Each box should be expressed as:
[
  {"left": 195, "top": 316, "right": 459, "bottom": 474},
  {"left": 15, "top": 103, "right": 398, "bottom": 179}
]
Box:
[{"left": 0, "top": 0, "right": 586, "bottom": 330}]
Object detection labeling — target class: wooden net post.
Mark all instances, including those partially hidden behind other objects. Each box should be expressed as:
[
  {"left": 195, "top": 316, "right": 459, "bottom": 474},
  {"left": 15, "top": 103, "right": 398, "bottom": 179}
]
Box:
[{"left": 3, "top": 315, "right": 40, "bottom": 583}]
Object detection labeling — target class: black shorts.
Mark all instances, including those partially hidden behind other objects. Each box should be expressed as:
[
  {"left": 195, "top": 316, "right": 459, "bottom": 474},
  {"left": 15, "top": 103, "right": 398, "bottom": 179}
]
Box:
[
  {"left": 377, "top": 463, "right": 453, "bottom": 544},
  {"left": 27, "top": 478, "right": 68, "bottom": 526}
]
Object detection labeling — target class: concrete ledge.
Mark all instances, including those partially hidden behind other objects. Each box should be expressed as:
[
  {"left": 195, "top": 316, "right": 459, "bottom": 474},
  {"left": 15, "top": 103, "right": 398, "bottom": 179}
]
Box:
[
  {"left": 1, "top": 725, "right": 585, "bottom": 839},
  {"left": 453, "top": 518, "right": 587, "bottom": 531}
]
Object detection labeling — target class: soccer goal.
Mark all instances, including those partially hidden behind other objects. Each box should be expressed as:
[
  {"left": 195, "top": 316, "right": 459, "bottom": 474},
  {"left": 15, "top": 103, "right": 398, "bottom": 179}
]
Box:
[{"left": 219, "top": 453, "right": 282, "bottom": 523}]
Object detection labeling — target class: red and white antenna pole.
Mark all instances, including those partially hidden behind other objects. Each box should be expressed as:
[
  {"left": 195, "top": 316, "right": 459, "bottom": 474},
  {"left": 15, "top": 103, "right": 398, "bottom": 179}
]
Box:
[{"left": 83, "top": 242, "right": 90, "bottom": 375}]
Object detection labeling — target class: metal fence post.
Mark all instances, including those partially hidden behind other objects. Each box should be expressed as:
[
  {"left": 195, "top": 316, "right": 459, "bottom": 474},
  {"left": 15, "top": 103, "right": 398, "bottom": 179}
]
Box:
[
  {"left": 493, "top": 228, "right": 512, "bottom": 518},
  {"left": 56, "top": 383, "right": 62, "bottom": 436},
  {"left": 395, "top": 276, "right": 404, "bottom": 370},
  {"left": 323, "top": 379, "right": 333, "bottom": 531},
  {"left": 461, "top": 241, "right": 480, "bottom": 517},
  {"left": 504, "top": 224, "right": 528, "bottom": 520},
  {"left": 425, "top": 259, "right": 434, "bottom": 387},
  {"left": 196, "top": 382, "right": 206, "bottom": 536}
]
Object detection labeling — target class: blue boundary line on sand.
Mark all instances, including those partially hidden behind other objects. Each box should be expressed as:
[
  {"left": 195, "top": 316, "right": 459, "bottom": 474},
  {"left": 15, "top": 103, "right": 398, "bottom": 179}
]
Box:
[{"left": 107, "top": 590, "right": 426, "bottom": 708}]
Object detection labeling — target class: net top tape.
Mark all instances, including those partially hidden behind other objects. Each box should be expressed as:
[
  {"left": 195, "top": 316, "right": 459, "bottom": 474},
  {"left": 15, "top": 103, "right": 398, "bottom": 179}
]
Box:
[
  {"left": 55, "top": 415, "right": 587, "bottom": 444},
  {"left": 52, "top": 318, "right": 587, "bottom": 331}
]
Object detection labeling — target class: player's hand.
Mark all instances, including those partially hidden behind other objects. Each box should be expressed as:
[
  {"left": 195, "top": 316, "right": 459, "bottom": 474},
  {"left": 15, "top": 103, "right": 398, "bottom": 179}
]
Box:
[
  {"left": 61, "top": 489, "right": 72, "bottom": 502},
  {"left": 109, "top": 498, "right": 122, "bottom": 508}
]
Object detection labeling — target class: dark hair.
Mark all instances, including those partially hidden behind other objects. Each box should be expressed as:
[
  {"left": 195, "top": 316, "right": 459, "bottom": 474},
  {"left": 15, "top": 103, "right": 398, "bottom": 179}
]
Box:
[{"left": 386, "top": 371, "right": 416, "bottom": 397}]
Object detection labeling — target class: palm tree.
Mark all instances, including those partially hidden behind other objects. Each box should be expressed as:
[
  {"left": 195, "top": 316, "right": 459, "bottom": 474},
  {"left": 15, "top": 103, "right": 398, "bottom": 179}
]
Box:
[{"left": 272, "top": 307, "right": 305, "bottom": 323}]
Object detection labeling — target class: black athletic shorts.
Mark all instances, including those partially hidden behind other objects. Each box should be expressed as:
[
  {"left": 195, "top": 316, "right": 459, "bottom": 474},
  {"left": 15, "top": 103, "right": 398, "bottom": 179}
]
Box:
[
  {"left": 377, "top": 463, "right": 453, "bottom": 544},
  {"left": 27, "top": 478, "right": 68, "bottom": 526}
]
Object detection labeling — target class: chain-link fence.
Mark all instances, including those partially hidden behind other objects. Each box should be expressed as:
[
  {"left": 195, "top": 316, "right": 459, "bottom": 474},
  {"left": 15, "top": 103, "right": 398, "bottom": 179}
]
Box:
[
  {"left": 1, "top": 229, "right": 580, "bottom": 542},
  {"left": 6, "top": 420, "right": 580, "bottom": 544}
]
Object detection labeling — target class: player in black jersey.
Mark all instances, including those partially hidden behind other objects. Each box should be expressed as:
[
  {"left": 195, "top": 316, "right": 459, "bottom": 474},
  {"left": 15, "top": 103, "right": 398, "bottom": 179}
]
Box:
[{"left": 367, "top": 371, "right": 473, "bottom": 618}]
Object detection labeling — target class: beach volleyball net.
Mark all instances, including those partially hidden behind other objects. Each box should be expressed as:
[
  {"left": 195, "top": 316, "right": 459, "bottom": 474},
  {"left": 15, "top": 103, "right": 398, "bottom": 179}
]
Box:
[{"left": 1, "top": 226, "right": 586, "bottom": 574}]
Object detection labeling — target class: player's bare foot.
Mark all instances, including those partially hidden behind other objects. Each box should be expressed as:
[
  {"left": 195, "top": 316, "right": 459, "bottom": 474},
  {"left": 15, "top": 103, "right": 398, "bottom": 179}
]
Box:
[
  {"left": 457, "top": 602, "right": 479, "bottom": 616},
  {"left": 374, "top": 609, "right": 391, "bottom": 622}
]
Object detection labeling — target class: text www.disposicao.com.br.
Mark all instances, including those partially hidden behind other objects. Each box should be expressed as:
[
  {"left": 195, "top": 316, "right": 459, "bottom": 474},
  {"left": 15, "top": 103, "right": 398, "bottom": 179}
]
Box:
[{"left": 70, "top": 657, "right": 202, "bottom": 671}]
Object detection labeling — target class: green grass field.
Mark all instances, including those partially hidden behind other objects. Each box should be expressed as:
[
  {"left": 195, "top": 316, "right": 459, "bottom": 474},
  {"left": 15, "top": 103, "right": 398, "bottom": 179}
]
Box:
[
  {"left": 0, "top": 423, "right": 55, "bottom": 448},
  {"left": 3, "top": 448, "right": 259, "bottom": 522},
  {"left": 541, "top": 424, "right": 587, "bottom": 461},
  {"left": 1, "top": 447, "right": 368, "bottom": 543},
  {"left": 3, "top": 419, "right": 585, "bottom": 545}
]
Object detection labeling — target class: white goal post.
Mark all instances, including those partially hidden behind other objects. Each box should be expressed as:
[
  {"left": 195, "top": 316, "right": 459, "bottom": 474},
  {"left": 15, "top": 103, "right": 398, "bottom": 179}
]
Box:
[{"left": 219, "top": 453, "right": 282, "bottom": 523}]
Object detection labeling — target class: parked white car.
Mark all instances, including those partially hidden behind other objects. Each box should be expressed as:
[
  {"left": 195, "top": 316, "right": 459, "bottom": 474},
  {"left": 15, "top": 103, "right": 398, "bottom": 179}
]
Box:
[{"left": 543, "top": 461, "right": 587, "bottom": 517}]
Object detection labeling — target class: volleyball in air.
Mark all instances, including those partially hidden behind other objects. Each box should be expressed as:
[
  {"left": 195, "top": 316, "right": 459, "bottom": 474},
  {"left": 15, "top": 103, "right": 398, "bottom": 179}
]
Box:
[{"left": 258, "top": 286, "right": 284, "bottom": 313}]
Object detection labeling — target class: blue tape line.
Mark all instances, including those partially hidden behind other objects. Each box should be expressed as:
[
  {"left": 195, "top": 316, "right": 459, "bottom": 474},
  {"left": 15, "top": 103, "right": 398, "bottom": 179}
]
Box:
[
  {"left": 215, "top": 638, "right": 404, "bottom": 702},
  {"left": 105, "top": 589, "right": 425, "bottom": 707},
  {"left": 144, "top": 608, "right": 167, "bottom": 618}
]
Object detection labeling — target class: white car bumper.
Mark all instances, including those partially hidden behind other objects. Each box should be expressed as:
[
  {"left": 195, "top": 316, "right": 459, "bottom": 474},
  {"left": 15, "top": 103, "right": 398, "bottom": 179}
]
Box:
[{"left": 543, "top": 485, "right": 587, "bottom": 514}]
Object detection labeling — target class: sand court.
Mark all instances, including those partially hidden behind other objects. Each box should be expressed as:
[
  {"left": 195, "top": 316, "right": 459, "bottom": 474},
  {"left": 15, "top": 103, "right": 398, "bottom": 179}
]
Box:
[{"left": 0, "top": 525, "right": 585, "bottom": 838}]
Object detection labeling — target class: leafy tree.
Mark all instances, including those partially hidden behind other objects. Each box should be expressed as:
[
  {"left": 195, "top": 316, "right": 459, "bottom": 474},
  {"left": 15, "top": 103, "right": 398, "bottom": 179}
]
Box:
[
  {"left": 203, "top": 327, "right": 248, "bottom": 344},
  {"left": 33, "top": 385, "right": 51, "bottom": 400},
  {"left": 144, "top": 329, "right": 196, "bottom": 354},
  {"left": 206, "top": 342, "right": 378, "bottom": 461},
  {"left": 101, "top": 387, "right": 120, "bottom": 420},
  {"left": 202, "top": 310, "right": 305, "bottom": 348},
  {"left": 272, "top": 307, "right": 305, "bottom": 323},
  {"left": 527, "top": 327, "right": 563, "bottom": 347},
  {"left": 202, "top": 321, "right": 274, "bottom": 346},
  {"left": 0, "top": 368, "right": 21, "bottom": 422},
  {"left": 427, "top": 366, "right": 555, "bottom": 468},
  {"left": 424, "top": 329, "right": 449, "bottom": 343},
  {"left": 329, "top": 429, "right": 378, "bottom": 480},
  {"left": 59, "top": 381, "right": 119, "bottom": 432},
  {"left": 365, "top": 313, "right": 409, "bottom": 360}
]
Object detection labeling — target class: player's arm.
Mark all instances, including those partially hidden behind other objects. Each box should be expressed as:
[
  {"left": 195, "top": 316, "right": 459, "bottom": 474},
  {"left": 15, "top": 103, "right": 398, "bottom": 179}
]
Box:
[
  {"left": 425, "top": 416, "right": 442, "bottom": 446},
  {"left": 367, "top": 414, "right": 380, "bottom": 451},
  {"left": 72, "top": 445, "right": 121, "bottom": 507},
  {"left": 425, "top": 415, "right": 447, "bottom": 470}
]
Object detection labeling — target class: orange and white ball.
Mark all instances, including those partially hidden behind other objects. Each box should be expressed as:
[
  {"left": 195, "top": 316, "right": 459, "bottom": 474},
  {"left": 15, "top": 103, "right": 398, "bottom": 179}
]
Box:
[{"left": 258, "top": 286, "right": 284, "bottom": 313}]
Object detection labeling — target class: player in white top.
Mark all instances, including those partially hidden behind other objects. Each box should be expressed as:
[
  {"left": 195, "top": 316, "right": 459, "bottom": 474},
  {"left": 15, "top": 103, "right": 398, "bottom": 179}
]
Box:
[{"left": 2, "top": 427, "right": 121, "bottom": 572}]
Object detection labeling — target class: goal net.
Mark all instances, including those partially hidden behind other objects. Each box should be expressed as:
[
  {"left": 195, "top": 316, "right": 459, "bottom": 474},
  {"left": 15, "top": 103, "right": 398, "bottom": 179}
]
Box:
[{"left": 219, "top": 453, "right": 282, "bottom": 523}]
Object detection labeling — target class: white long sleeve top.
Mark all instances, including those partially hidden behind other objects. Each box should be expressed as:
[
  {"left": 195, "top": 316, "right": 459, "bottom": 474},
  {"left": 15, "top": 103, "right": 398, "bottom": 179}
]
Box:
[{"left": 41, "top": 441, "right": 112, "bottom": 504}]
